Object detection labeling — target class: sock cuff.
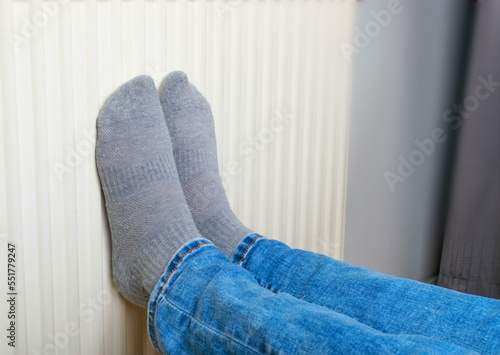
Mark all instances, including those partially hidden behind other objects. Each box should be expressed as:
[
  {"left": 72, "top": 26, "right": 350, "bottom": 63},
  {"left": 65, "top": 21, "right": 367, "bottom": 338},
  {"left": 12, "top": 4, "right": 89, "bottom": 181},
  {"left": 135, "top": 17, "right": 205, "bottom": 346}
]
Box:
[
  {"left": 99, "top": 154, "right": 178, "bottom": 201},
  {"left": 198, "top": 210, "right": 252, "bottom": 256},
  {"left": 139, "top": 221, "right": 201, "bottom": 294}
]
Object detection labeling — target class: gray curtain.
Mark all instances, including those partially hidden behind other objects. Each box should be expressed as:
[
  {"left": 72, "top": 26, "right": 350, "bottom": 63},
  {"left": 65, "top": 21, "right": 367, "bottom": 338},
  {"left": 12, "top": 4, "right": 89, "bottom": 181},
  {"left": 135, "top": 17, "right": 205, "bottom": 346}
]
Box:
[{"left": 437, "top": 0, "right": 500, "bottom": 299}]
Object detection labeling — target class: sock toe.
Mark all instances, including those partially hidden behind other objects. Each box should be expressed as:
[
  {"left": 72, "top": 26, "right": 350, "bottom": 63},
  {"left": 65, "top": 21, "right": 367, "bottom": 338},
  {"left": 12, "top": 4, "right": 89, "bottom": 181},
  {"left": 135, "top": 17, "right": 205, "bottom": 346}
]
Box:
[
  {"left": 96, "top": 75, "right": 170, "bottom": 169},
  {"left": 98, "top": 75, "right": 159, "bottom": 127},
  {"left": 159, "top": 71, "right": 210, "bottom": 115}
]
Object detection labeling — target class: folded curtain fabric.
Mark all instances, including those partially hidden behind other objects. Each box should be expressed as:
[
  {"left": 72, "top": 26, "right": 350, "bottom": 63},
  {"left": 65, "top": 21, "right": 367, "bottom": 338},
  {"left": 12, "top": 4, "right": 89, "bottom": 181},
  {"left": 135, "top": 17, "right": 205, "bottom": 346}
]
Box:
[{"left": 437, "top": 0, "right": 500, "bottom": 299}]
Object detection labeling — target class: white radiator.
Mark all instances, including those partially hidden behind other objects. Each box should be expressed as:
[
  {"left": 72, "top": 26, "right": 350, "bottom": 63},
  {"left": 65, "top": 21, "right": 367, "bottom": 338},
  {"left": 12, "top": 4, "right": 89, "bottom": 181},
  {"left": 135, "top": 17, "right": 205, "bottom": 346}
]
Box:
[{"left": 0, "top": 0, "right": 354, "bottom": 353}]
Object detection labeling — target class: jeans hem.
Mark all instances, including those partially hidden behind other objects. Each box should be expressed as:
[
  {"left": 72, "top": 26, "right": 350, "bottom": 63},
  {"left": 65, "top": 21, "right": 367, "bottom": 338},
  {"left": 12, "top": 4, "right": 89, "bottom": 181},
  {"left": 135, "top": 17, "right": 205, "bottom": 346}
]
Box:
[
  {"left": 230, "top": 233, "right": 266, "bottom": 266},
  {"left": 147, "top": 237, "right": 215, "bottom": 353}
]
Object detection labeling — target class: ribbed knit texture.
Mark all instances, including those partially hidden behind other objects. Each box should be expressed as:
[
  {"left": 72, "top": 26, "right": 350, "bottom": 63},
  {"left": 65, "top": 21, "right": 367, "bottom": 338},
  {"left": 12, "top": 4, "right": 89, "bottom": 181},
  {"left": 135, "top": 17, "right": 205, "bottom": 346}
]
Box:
[
  {"left": 159, "top": 71, "right": 253, "bottom": 257},
  {"left": 96, "top": 75, "right": 201, "bottom": 307}
]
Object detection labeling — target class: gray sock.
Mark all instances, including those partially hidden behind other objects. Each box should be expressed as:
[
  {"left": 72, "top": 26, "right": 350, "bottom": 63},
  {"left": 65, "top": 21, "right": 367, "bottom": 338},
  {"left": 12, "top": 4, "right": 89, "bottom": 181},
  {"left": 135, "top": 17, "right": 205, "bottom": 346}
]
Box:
[
  {"left": 96, "top": 75, "right": 201, "bottom": 308},
  {"left": 159, "top": 72, "right": 253, "bottom": 257}
]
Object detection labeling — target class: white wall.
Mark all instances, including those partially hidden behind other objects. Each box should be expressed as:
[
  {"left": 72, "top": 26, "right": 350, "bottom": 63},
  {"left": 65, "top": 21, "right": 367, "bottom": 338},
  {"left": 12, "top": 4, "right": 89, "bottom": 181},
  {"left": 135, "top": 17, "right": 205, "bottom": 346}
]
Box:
[
  {"left": 0, "top": 1, "right": 354, "bottom": 354},
  {"left": 344, "top": 0, "right": 472, "bottom": 281}
]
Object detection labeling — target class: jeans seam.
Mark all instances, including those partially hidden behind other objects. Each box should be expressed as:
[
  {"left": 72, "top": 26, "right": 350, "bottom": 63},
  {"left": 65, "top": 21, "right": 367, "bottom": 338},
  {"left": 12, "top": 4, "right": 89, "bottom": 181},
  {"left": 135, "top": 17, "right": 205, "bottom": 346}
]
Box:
[
  {"left": 238, "top": 235, "right": 264, "bottom": 265},
  {"left": 165, "top": 298, "right": 263, "bottom": 355},
  {"left": 298, "top": 257, "right": 324, "bottom": 300},
  {"left": 257, "top": 245, "right": 289, "bottom": 290},
  {"left": 151, "top": 242, "right": 211, "bottom": 353}
]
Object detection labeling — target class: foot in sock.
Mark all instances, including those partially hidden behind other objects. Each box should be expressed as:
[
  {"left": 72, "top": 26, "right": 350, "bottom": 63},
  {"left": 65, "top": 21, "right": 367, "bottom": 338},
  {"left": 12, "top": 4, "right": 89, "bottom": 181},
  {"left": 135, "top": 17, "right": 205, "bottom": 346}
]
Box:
[
  {"left": 96, "top": 75, "right": 202, "bottom": 307},
  {"left": 159, "top": 72, "right": 254, "bottom": 258}
]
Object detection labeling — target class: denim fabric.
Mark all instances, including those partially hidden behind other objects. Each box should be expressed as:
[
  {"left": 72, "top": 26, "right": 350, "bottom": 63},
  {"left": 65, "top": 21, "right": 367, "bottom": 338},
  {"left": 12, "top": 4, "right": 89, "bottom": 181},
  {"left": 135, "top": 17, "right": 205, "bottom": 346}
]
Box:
[
  {"left": 148, "top": 238, "right": 476, "bottom": 354},
  {"left": 232, "top": 234, "right": 500, "bottom": 354}
]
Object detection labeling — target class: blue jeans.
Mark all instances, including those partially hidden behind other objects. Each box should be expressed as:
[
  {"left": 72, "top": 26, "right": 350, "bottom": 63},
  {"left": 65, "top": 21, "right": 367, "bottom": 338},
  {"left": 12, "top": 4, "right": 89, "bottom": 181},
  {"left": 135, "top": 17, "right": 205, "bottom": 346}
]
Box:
[{"left": 147, "top": 235, "right": 500, "bottom": 354}]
